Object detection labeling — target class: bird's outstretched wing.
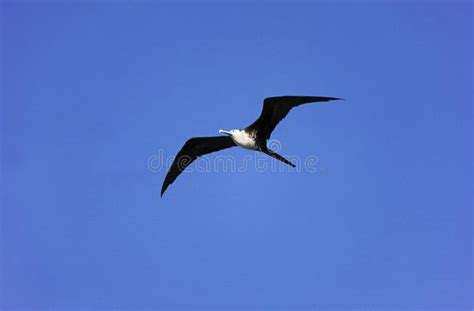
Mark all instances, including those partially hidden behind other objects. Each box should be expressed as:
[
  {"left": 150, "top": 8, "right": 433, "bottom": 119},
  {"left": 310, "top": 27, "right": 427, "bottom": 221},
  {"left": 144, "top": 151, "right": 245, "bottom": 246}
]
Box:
[
  {"left": 248, "top": 96, "right": 342, "bottom": 141},
  {"left": 161, "top": 136, "right": 236, "bottom": 196}
]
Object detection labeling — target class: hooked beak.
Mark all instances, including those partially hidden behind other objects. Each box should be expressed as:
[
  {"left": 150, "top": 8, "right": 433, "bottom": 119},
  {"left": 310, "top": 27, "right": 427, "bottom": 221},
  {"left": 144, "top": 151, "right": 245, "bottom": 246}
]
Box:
[{"left": 219, "top": 130, "right": 232, "bottom": 136}]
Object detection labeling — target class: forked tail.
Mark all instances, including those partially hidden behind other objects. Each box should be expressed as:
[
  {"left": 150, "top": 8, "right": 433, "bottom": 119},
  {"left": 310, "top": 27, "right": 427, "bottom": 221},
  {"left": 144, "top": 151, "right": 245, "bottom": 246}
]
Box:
[{"left": 264, "top": 149, "right": 296, "bottom": 168}]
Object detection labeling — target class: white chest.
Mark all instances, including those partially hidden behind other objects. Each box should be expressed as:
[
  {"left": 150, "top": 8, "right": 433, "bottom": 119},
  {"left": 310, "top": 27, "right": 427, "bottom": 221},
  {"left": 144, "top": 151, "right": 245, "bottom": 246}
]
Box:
[{"left": 231, "top": 130, "right": 258, "bottom": 150}]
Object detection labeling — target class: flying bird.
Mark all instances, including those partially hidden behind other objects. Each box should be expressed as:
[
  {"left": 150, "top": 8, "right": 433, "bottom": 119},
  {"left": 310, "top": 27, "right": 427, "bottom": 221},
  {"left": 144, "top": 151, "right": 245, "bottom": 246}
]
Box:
[{"left": 161, "top": 95, "right": 341, "bottom": 196}]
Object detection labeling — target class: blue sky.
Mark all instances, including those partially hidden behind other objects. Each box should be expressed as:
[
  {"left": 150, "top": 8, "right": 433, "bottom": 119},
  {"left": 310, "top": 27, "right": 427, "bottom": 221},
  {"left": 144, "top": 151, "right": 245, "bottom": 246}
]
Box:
[{"left": 1, "top": 1, "right": 472, "bottom": 310}]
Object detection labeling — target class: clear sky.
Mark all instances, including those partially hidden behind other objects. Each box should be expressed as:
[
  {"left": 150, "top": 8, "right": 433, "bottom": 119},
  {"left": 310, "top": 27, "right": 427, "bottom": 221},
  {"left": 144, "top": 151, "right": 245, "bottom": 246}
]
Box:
[{"left": 1, "top": 1, "right": 472, "bottom": 310}]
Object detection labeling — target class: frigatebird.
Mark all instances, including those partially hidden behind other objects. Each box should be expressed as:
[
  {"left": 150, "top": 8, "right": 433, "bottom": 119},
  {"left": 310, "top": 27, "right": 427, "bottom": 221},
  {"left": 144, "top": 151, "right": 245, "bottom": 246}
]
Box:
[{"left": 161, "top": 95, "right": 341, "bottom": 196}]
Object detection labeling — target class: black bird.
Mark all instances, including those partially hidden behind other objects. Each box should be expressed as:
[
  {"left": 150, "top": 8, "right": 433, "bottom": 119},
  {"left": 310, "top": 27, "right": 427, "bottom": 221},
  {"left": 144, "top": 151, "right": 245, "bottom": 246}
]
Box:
[{"left": 161, "top": 95, "right": 341, "bottom": 196}]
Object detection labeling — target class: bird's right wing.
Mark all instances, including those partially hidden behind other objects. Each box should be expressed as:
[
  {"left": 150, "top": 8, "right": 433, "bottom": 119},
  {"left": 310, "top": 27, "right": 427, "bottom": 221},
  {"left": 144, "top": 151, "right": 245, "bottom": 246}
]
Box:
[
  {"left": 161, "top": 136, "right": 236, "bottom": 197},
  {"left": 248, "top": 96, "right": 341, "bottom": 141}
]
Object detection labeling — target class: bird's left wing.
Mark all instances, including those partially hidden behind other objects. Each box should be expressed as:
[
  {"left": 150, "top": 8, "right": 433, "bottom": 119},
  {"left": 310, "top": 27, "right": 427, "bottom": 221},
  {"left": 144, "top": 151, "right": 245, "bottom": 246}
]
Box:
[
  {"left": 248, "top": 96, "right": 342, "bottom": 141},
  {"left": 161, "top": 136, "right": 236, "bottom": 197}
]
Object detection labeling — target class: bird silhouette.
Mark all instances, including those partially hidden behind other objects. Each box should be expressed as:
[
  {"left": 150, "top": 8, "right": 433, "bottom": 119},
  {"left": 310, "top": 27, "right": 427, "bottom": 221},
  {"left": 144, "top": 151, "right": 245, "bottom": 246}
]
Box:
[{"left": 161, "top": 96, "right": 341, "bottom": 197}]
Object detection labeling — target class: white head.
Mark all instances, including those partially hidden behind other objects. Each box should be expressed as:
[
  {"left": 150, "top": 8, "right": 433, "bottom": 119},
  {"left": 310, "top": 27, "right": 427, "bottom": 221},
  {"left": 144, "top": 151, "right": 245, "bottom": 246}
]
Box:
[{"left": 219, "top": 129, "right": 237, "bottom": 136}]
